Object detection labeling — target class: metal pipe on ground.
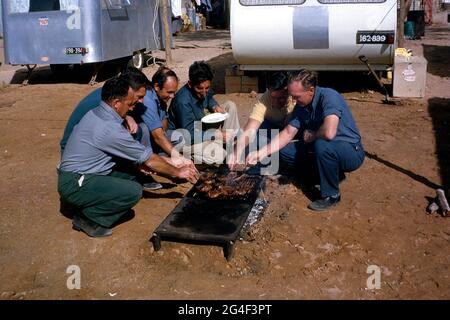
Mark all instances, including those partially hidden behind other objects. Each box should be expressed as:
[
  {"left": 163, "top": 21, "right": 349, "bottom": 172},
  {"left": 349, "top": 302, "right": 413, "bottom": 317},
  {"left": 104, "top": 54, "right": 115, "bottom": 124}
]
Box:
[{"left": 358, "top": 55, "right": 402, "bottom": 106}]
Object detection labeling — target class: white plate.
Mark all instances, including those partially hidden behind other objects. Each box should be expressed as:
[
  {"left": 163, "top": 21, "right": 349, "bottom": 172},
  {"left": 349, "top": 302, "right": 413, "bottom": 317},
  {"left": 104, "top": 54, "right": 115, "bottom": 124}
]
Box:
[{"left": 201, "top": 112, "right": 229, "bottom": 124}]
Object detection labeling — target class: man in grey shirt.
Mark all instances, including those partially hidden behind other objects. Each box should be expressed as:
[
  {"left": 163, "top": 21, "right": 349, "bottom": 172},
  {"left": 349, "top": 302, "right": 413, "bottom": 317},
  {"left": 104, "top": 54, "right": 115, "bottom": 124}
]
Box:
[{"left": 58, "top": 76, "right": 198, "bottom": 238}]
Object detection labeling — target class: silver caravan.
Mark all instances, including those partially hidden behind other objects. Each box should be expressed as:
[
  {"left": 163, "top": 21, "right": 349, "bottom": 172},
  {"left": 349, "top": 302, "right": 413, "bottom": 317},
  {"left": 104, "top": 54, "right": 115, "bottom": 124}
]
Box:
[
  {"left": 231, "top": 0, "right": 397, "bottom": 71},
  {"left": 2, "top": 0, "right": 168, "bottom": 70}
]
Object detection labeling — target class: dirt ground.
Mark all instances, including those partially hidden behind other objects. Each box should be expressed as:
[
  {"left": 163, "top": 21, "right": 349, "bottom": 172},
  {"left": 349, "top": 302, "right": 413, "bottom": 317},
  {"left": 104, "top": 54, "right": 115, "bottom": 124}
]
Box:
[{"left": 0, "top": 27, "right": 449, "bottom": 300}]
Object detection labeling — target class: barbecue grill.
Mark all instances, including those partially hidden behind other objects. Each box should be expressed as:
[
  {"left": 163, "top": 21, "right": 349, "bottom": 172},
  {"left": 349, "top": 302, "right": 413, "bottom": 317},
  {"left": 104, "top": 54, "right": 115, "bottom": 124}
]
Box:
[{"left": 150, "top": 167, "right": 266, "bottom": 261}]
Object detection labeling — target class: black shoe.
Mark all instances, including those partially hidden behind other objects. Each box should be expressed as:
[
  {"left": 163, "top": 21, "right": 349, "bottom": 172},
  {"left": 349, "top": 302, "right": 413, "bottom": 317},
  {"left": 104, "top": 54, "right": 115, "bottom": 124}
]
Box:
[
  {"left": 142, "top": 182, "right": 163, "bottom": 191},
  {"left": 140, "top": 174, "right": 163, "bottom": 191},
  {"left": 308, "top": 194, "right": 341, "bottom": 211},
  {"left": 72, "top": 214, "right": 112, "bottom": 238}
]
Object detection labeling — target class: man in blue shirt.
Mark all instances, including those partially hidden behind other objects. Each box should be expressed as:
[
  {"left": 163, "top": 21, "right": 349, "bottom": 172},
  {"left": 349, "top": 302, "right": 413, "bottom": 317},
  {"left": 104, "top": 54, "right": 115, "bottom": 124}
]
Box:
[
  {"left": 60, "top": 68, "right": 149, "bottom": 155},
  {"left": 168, "top": 61, "right": 240, "bottom": 164},
  {"left": 58, "top": 77, "right": 198, "bottom": 238},
  {"left": 130, "top": 67, "right": 190, "bottom": 164},
  {"left": 246, "top": 69, "right": 365, "bottom": 211},
  {"left": 60, "top": 67, "right": 192, "bottom": 190}
]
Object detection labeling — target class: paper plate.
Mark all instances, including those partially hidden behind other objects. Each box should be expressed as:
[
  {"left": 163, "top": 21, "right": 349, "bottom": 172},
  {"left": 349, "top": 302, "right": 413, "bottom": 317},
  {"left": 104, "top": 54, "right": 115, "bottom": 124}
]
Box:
[{"left": 201, "top": 112, "right": 229, "bottom": 124}]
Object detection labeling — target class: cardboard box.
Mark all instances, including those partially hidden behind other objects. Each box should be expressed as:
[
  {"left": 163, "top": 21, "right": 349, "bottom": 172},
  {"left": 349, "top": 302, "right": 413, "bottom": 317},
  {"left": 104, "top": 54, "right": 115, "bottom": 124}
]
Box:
[
  {"left": 393, "top": 55, "right": 427, "bottom": 98},
  {"left": 225, "top": 75, "right": 242, "bottom": 93},
  {"left": 241, "top": 76, "right": 259, "bottom": 93},
  {"left": 225, "top": 65, "right": 245, "bottom": 77}
]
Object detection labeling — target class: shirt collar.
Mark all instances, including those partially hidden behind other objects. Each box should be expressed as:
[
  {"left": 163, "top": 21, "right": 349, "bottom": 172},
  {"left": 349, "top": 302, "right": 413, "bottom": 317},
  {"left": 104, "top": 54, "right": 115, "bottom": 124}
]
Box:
[
  {"left": 186, "top": 84, "right": 205, "bottom": 103},
  {"left": 309, "top": 86, "right": 322, "bottom": 112},
  {"left": 99, "top": 100, "right": 123, "bottom": 123},
  {"left": 148, "top": 88, "right": 159, "bottom": 103}
]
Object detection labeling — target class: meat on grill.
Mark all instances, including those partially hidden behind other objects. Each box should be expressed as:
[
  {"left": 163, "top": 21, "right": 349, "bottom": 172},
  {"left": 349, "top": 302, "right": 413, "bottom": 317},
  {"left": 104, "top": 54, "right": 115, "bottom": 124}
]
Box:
[{"left": 195, "top": 171, "right": 257, "bottom": 199}]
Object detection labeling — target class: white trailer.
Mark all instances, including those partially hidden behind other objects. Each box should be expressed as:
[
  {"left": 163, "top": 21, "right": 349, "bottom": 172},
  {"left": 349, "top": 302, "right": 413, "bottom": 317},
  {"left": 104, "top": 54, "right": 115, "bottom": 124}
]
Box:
[{"left": 231, "top": 0, "right": 397, "bottom": 71}]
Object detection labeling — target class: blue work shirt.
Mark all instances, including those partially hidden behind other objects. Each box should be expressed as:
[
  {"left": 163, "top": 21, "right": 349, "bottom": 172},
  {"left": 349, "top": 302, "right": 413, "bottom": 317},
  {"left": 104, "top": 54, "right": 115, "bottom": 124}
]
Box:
[
  {"left": 60, "top": 87, "right": 102, "bottom": 153},
  {"left": 60, "top": 101, "right": 153, "bottom": 175},
  {"left": 168, "top": 84, "right": 218, "bottom": 143},
  {"left": 60, "top": 88, "right": 160, "bottom": 156},
  {"left": 130, "top": 88, "right": 168, "bottom": 132},
  {"left": 289, "top": 86, "right": 362, "bottom": 145}
]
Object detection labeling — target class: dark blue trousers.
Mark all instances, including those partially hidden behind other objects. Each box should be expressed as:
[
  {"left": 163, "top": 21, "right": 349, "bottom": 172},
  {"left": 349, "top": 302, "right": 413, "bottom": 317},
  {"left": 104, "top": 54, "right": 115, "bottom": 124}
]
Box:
[{"left": 280, "top": 138, "right": 365, "bottom": 197}]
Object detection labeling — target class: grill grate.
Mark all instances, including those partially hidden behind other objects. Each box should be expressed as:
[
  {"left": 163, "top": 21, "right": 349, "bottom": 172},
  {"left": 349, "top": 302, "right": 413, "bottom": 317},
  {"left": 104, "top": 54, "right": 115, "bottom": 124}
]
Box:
[{"left": 150, "top": 168, "right": 266, "bottom": 260}]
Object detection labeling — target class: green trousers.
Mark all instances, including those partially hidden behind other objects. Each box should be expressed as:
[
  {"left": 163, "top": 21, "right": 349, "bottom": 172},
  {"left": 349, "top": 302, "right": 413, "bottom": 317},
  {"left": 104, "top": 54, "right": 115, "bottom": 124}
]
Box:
[{"left": 58, "top": 170, "right": 143, "bottom": 227}]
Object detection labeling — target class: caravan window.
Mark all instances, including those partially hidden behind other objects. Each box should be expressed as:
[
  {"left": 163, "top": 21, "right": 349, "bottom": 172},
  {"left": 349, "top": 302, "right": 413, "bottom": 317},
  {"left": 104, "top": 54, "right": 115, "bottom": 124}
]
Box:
[
  {"left": 105, "top": 0, "right": 131, "bottom": 9},
  {"left": 8, "top": 0, "right": 79, "bottom": 13},
  {"left": 29, "top": 0, "right": 60, "bottom": 12},
  {"left": 8, "top": 0, "right": 29, "bottom": 13},
  {"left": 239, "top": 0, "right": 306, "bottom": 6}
]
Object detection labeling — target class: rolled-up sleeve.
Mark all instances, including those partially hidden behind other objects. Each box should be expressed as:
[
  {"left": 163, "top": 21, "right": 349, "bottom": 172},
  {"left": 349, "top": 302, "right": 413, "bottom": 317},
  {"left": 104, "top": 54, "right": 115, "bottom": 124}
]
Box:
[
  {"left": 142, "top": 104, "right": 163, "bottom": 132},
  {"left": 96, "top": 124, "right": 153, "bottom": 164},
  {"left": 249, "top": 92, "right": 269, "bottom": 123},
  {"left": 288, "top": 105, "right": 302, "bottom": 129},
  {"left": 322, "top": 91, "right": 344, "bottom": 119},
  {"left": 141, "top": 93, "right": 164, "bottom": 132}
]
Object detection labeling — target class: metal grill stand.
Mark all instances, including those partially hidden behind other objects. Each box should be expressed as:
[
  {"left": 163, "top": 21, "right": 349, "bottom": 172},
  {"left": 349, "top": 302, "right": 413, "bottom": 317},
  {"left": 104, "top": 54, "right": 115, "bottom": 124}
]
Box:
[{"left": 150, "top": 174, "right": 265, "bottom": 261}]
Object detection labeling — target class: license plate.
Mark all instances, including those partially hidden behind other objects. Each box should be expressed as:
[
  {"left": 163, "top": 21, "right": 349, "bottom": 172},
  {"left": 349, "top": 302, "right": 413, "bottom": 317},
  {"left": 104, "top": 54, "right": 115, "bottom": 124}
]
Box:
[
  {"left": 356, "top": 31, "right": 394, "bottom": 44},
  {"left": 65, "top": 47, "right": 88, "bottom": 55}
]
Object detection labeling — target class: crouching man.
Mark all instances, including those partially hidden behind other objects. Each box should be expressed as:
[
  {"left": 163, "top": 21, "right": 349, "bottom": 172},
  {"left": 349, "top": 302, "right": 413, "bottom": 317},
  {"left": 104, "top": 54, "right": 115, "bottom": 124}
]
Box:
[
  {"left": 246, "top": 69, "right": 365, "bottom": 211},
  {"left": 58, "top": 76, "right": 198, "bottom": 238}
]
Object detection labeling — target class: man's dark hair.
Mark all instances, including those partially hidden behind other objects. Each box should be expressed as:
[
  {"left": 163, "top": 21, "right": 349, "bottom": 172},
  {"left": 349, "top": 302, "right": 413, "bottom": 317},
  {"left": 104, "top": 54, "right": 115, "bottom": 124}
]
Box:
[
  {"left": 188, "top": 61, "right": 214, "bottom": 86},
  {"left": 267, "top": 72, "right": 288, "bottom": 91},
  {"left": 101, "top": 76, "right": 131, "bottom": 103},
  {"left": 152, "top": 66, "right": 179, "bottom": 89},
  {"left": 121, "top": 66, "right": 151, "bottom": 91},
  {"left": 288, "top": 69, "right": 318, "bottom": 90}
]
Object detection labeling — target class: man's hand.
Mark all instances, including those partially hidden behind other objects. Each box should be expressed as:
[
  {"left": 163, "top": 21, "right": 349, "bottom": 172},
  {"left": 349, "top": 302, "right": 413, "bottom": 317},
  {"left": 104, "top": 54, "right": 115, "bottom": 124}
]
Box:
[
  {"left": 139, "top": 164, "right": 155, "bottom": 176},
  {"left": 171, "top": 155, "right": 196, "bottom": 169},
  {"left": 228, "top": 151, "right": 238, "bottom": 171},
  {"left": 246, "top": 151, "right": 260, "bottom": 167},
  {"left": 176, "top": 165, "right": 199, "bottom": 184},
  {"left": 214, "top": 105, "right": 226, "bottom": 114},
  {"left": 228, "top": 152, "right": 247, "bottom": 172},
  {"left": 303, "top": 129, "right": 317, "bottom": 144},
  {"left": 164, "top": 155, "right": 198, "bottom": 175},
  {"left": 125, "top": 115, "right": 138, "bottom": 134}
]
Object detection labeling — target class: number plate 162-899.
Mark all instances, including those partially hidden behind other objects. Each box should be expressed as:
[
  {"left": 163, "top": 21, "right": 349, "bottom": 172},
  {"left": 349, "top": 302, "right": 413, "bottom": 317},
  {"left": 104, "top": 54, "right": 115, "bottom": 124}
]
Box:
[{"left": 356, "top": 31, "right": 394, "bottom": 44}]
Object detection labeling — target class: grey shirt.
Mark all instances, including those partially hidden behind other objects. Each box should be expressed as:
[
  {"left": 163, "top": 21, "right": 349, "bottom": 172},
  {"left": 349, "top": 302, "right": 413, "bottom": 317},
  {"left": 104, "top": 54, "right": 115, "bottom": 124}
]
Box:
[{"left": 60, "top": 101, "right": 153, "bottom": 175}]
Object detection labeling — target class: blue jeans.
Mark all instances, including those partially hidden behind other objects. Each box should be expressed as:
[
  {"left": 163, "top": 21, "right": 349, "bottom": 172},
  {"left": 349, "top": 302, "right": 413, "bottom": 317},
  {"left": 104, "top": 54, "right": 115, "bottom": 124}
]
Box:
[{"left": 280, "top": 137, "right": 365, "bottom": 197}]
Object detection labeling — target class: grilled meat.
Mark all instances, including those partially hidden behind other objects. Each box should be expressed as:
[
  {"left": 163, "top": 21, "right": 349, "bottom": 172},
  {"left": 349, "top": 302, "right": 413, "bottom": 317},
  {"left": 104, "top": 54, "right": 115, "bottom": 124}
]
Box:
[{"left": 195, "top": 171, "right": 257, "bottom": 199}]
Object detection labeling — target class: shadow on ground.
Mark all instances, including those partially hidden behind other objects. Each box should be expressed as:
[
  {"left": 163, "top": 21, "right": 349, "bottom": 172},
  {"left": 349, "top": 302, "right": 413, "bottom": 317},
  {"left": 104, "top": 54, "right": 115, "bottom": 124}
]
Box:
[
  {"left": 174, "top": 28, "right": 231, "bottom": 48},
  {"left": 423, "top": 44, "right": 450, "bottom": 78},
  {"left": 318, "top": 71, "right": 386, "bottom": 94},
  {"left": 428, "top": 97, "right": 450, "bottom": 189},
  {"left": 9, "top": 59, "right": 130, "bottom": 85}
]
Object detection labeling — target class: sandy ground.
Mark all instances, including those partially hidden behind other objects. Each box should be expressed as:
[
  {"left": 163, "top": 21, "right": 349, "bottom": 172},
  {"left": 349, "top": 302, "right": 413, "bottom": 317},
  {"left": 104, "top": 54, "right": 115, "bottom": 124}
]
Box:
[{"left": 0, "top": 27, "right": 449, "bottom": 300}]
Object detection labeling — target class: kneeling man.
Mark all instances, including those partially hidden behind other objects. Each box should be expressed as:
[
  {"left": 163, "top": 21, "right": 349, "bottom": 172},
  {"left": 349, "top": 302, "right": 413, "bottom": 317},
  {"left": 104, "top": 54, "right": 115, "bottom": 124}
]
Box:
[
  {"left": 58, "top": 76, "right": 198, "bottom": 237},
  {"left": 246, "top": 69, "right": 365, "bottom": 211}
]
